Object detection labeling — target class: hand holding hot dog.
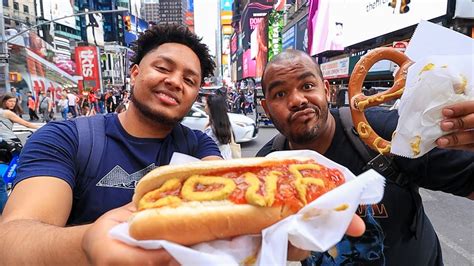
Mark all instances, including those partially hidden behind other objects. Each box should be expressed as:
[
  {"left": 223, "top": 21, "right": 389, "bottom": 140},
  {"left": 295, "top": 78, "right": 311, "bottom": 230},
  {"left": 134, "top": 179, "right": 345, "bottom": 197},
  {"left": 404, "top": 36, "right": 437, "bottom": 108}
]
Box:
[{"left": 82, "top": 203, "right": 179, "bottom": 266}]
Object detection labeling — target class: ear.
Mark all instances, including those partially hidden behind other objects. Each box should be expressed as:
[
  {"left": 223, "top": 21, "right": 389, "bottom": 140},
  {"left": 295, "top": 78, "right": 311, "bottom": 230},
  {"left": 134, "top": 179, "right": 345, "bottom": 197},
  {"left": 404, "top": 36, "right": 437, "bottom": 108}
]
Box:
[
  {"left": 261, "top": 99, "right": 270, "bottom": 116},
  {"left": 323, "top": 79, "right": 331, "bottom": 102},
  {"left": 129, "top": 64, "right": 139, "bottom": 87}
]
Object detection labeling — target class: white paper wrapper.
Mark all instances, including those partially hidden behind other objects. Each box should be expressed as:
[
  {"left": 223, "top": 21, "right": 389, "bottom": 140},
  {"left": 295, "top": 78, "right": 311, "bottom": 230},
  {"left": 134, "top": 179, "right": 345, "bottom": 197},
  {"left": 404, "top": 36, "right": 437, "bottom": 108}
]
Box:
[
  {"left": 110, "top": 150, "right": 385, "bottom": 266},
  {"left": 391, "top": 21, "right": 474, "bottom": 158}
]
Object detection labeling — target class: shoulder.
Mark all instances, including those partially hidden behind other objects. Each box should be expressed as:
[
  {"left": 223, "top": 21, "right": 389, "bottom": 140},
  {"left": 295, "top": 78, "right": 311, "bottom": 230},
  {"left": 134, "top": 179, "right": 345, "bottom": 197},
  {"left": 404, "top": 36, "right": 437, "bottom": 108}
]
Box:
[{"left": 256, "top": 136, "right": 280, "bottom": 157}]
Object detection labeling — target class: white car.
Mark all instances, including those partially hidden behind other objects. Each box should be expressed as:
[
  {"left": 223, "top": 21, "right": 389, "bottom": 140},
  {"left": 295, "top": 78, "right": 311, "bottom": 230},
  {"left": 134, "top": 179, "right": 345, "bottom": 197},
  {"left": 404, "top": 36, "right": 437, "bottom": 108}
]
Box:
[{"left": 182, "top": 104, "right": 258, "bottom": 143}]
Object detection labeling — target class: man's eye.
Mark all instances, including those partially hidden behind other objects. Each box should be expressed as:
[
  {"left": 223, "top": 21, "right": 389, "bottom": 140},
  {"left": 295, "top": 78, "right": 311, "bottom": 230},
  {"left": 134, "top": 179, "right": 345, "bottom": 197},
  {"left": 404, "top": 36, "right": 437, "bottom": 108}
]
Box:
[
  {"left": 303, "top": 83, "right": 314, "bottom": 90},
  {"left": 274, "top": 91, "right": 286, "bottom": 98},
  {"left": 184, "top": 78, "right": 195, "bottom": 85},
  {"left": 156, "top": 66, "right": 169, "bottom": 72}
]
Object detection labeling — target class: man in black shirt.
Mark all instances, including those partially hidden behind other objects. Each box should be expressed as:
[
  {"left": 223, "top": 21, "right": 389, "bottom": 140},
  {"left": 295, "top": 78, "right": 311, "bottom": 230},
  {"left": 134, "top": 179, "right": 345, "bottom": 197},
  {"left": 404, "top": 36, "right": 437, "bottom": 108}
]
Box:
[{"left": 257, "top": 49, "right": 473, "bottom": 265}]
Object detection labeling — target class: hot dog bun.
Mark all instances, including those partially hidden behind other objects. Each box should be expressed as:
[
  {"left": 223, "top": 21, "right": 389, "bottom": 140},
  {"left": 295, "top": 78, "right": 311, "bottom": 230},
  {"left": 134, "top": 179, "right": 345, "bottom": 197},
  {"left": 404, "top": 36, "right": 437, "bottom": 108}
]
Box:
[{"left": 129, "top": 157, "right": 344, "bottom": 245}]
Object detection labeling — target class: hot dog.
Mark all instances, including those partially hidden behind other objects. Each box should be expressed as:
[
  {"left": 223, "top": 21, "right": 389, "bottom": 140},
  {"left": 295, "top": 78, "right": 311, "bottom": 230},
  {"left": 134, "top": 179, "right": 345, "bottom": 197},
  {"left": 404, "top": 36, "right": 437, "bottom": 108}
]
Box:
[{"left": 129, "top": 157, "right": 345, "bottom": 245}]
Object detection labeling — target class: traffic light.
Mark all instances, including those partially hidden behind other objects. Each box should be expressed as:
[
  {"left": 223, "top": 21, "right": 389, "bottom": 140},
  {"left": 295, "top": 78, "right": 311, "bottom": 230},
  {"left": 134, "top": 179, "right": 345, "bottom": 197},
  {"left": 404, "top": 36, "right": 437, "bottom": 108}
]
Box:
[
  {"left": 124, "top": 15, "right": 132, "bottom": 31},
  {"left": 400, "top": 0, "right": 410, "bottom": 14},
  {"left": 9, "top": 72, "right": 22, "bottom": 82}
]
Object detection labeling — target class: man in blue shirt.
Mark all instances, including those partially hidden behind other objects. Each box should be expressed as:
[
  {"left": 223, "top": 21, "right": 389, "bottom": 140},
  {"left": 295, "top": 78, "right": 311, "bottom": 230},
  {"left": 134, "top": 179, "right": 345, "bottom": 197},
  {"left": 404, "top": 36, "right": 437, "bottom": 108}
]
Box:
[{"left": 0, "top": 24, "right": 223, "bottom": 265}]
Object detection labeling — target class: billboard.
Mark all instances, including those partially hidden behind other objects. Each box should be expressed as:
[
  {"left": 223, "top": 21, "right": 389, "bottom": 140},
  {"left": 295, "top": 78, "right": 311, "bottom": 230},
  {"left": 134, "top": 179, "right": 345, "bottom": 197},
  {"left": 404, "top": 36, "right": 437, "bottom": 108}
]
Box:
[
  {"left": 39, "top": 0, "right": 75, "bottom": 28},
  {"left": 282, "top": 25, "right": 296, "bottom": 50},
  {"left": 320, "top": 57, "right": 349, "bottom": 79},
  {"left": 308, "top": 0, "right": 449, "bottom": 55},
  {"left": 308, "top": 0, "right": 345, "bottom": 56},
  {"left": 221, "top": 0, "right": 233, "bottom": 11},
  {"left": 254, "top": 16, "right": 268, "bottom": 78},
  {"left": 295, "top": 14, "right": 308, "bottom": 52},
  {"left": 86, "top": 13, "right": 105, "bottom": 47},
  {"left": 268, "top": 11, "right": 284, "bottom": 61},
  {"left": 240, "top": 1, "right": 273, "bottom": 50},
  {"left": 242, "top": 49, "right": 256, "bottom": 79},
  {"left": 124, "top": 14, "right": 149, "bottom": 47},
  {"left": 75, "top": 46, "right": 101, "bottom": 93}
]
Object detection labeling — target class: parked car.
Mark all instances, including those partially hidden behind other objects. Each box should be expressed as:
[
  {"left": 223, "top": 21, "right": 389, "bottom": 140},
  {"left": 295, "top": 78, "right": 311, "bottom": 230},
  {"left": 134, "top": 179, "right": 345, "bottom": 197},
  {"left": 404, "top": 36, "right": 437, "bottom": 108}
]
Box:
[{"left": 181, "top": 104, "right": 258, "bottom": 143}]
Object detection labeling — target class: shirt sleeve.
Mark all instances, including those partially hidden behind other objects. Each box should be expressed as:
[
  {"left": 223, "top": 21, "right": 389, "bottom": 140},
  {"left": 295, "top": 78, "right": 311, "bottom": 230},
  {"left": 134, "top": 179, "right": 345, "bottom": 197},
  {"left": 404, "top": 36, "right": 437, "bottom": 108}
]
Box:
[
  {"left": 193, "top": 129, "right": 223, "bottom": 159},
  {"left": 14, "top": 121, "right": 79, "bottom": 189}
]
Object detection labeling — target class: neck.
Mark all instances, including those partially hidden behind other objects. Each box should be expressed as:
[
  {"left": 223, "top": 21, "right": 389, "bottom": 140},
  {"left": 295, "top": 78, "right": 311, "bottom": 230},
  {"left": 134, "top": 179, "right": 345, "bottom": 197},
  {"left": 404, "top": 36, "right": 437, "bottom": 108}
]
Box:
[
  {"left": 288, "top": 113, "right": 336, "bottom": 154},
  {"left": 118, "top": 103, "right": 174, "bottom": 138}
]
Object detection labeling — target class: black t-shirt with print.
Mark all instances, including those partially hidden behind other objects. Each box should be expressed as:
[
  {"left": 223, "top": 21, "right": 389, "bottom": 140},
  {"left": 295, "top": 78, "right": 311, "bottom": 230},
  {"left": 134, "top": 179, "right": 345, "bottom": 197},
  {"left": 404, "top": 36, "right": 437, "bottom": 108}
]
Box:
[{"left": 257, "top": 108, "right": 473, "bottom": 265}]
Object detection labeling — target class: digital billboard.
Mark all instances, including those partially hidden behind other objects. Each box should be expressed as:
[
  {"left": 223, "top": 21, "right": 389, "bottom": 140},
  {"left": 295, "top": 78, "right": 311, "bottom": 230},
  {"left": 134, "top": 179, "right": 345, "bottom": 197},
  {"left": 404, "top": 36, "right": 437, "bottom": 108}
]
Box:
[
  {"left": 240, "top": 1, "right": 273, "bottom": 50},
  {"left": 282, "top": 25, "right": 296, "bottom": 50},
  {"left": 39, "top": 0, "right": 76, "bottom": 28},
  {"left": 308, "top": 0, "right": 449, "bottom": 55},
  {"left": 295, "top": 14, "right": 308, "bottom": 52},
  {"left": 124, "top": 15, "right": 149, "bottom": 47}
]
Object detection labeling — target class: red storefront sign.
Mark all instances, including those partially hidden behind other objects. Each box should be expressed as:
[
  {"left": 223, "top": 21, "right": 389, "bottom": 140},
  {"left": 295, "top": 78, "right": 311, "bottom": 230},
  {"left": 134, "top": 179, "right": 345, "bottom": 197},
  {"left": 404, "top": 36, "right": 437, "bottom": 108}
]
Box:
[{"left": 75, "top": 46, "right": 101, "bottom": 93}]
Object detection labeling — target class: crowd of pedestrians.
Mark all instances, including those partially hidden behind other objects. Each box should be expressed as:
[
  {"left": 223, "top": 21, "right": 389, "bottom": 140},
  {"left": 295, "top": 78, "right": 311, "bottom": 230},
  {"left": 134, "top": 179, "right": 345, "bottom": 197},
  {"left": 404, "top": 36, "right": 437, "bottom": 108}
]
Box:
[
  {"left": 11, "top": 87, "right": 131, "bottom": 123},
  {"left": 227, "top": 89, "right": 254, "bottom": 115}
]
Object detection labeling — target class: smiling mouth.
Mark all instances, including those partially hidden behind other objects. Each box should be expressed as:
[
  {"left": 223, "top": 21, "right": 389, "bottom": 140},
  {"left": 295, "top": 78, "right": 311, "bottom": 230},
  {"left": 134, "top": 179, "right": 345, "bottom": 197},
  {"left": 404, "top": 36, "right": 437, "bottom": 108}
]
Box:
[{"left": 155, "top": 91, "right": 179, "bottom": 105}]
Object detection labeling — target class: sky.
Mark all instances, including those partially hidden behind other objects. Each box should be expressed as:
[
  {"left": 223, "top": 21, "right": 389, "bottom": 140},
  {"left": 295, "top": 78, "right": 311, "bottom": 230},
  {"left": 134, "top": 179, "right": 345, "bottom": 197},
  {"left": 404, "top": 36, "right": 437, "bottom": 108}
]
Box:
[{"left": 193, "top": 0, "right": 219, "bottom": 57}]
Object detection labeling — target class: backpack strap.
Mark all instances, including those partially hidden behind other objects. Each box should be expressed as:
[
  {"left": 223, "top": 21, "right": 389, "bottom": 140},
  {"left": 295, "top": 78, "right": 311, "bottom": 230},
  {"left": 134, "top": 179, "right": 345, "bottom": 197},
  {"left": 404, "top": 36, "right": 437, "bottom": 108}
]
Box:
[
  {"left": 156, "top": 124, "right": 198, "bottom": 166},
  {"left": 74, "top": 115, "right": 106, "bottom": 199},
  {"left": 339, "top": 107, "right": 423, "bottom": 238},
  {"left": 338, "top": 107, "right": 404, "bottom": 184},
  {"left": 339, "top": 107, "right": 373, "bottom": 163}
]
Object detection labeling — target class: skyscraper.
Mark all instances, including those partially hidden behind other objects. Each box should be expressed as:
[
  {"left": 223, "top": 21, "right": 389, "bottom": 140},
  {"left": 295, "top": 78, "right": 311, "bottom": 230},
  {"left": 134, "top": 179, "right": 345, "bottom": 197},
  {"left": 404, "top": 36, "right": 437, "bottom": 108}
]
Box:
[
  {"left": 142, "top": 0, "right": 159, "bottom": 24},
  {"left": 159, "top": 0, "right": 188, "bottom": 25}
]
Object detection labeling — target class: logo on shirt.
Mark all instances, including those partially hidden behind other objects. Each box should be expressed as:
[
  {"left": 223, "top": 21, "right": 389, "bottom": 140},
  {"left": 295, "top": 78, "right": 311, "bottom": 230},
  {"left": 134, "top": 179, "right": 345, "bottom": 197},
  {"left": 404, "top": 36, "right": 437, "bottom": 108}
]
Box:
[{"left": 96, "top": 164, "right": 156, "bottom": 189}]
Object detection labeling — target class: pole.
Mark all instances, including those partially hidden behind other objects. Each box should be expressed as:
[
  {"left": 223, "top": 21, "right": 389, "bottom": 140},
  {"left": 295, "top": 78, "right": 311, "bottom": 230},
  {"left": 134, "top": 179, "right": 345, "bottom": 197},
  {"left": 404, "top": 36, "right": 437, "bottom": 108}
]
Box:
[
  {"left": 216, "top": 0, "right": 222, "bottom": 83},
  {"left": 0, "top": 6, "right": 10, "bottom": 94},
  {"left": 5, "top": 9, "right": 127, "bottom": 44}
]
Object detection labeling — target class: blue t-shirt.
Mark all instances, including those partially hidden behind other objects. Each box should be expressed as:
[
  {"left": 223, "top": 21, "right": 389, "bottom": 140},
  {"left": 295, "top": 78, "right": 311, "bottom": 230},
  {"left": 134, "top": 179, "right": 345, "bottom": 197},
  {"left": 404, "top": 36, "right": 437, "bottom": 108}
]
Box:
[{"left": 14, "top": 113, "right": 221, "bottom": 225}]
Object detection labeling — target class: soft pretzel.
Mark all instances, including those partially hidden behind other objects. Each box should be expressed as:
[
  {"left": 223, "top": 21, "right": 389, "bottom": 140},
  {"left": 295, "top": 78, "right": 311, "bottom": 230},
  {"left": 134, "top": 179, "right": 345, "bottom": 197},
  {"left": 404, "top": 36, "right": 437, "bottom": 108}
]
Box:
[{"left": 348, "top": 47, "right": 413, "bottom": 154}]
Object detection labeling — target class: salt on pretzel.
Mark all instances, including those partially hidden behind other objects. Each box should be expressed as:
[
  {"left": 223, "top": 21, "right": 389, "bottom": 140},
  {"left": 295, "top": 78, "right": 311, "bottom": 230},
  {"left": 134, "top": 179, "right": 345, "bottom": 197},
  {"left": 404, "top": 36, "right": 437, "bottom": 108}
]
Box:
[{"left": 348, "top": 47, "right": 413, "bottom": 155}]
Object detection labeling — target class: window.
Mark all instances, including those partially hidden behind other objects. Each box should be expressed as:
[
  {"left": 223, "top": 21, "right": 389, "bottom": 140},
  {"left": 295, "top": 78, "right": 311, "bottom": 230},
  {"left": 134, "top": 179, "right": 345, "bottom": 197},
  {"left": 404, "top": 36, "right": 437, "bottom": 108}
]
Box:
[
  {"left": 13, "top": 1, "right": 19, "bottom": 10},
  {"left": 23, "top": 4, "right": 28, "bottom": 13},
  {"left": 3, "top": 0, "right": 8, "bottom": 7}
]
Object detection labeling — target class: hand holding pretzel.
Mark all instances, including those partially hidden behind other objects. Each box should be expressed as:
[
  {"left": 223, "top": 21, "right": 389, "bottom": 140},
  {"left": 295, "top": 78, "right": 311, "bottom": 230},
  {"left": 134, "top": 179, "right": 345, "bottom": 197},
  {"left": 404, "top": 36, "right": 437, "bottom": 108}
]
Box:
[{"left": 436, "top": 100, "right": 474, "bottom": 151}]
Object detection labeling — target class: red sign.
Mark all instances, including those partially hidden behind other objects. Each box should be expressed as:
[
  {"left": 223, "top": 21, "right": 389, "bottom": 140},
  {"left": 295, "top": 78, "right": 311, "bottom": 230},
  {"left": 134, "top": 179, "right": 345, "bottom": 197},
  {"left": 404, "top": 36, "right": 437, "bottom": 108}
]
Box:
[
  {"left": 75, "top": 46, "right": 101, "bottom": 93},
  {"left": 392, "top": 41, "right": 408, "bottom": 52}
]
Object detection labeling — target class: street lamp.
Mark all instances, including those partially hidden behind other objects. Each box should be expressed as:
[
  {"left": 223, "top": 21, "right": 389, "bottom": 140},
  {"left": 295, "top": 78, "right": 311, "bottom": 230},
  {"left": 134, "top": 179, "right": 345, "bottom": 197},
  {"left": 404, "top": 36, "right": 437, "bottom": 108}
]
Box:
[{"left": 0, "top": 8, "right": 128, "bottom": 94}]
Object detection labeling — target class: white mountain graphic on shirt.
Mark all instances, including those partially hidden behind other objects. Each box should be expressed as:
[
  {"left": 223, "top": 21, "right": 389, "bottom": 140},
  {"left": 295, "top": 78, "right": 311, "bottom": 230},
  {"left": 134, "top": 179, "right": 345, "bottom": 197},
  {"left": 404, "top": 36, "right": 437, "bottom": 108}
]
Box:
[{"left": 96, "top": 164, "right": 156, "bottom": 189}]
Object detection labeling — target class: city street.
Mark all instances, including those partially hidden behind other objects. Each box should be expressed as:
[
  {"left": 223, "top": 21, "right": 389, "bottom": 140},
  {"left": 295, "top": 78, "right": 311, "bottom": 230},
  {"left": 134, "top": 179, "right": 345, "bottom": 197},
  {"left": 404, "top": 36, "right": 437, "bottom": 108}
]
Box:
[{"left": 242, "top": 127, "right": 474, "bottom": 266}]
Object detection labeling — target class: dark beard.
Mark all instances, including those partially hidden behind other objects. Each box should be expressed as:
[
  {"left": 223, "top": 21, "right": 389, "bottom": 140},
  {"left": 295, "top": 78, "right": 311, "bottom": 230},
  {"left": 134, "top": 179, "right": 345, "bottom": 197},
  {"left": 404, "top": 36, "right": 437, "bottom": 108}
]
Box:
[
  {"left": 271, "top": 104, "right": 328, "bottom": 145},
  {"left": 130, "top": 93, "right": 182, "bottom": 127}
]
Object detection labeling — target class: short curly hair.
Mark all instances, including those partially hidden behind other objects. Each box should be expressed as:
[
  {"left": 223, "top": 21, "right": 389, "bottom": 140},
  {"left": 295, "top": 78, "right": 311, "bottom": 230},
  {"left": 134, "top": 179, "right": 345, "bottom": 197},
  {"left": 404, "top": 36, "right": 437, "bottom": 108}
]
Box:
[{"left": 131, "top": 24, "right": 215, "bottom": 85}]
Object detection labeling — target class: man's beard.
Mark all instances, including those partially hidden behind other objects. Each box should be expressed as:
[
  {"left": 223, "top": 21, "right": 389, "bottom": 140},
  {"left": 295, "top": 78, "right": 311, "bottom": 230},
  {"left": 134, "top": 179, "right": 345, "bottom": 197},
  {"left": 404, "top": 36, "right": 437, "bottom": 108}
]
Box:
[
  {"left": 271, "top": 104, "right": 328, "bottom": 145},
  {"left": 130, "top": 93, "right": 183, "bottom": 127}
]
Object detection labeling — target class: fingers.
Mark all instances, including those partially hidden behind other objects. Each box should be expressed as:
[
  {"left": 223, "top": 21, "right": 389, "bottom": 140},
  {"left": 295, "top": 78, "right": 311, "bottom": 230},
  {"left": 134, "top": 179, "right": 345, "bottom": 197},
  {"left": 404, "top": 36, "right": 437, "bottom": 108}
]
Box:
[
  {"left": 440, "top": 113, "right": 474, "bottom": 131},
  {"left": 345, "top": 214, "right": 365, "bottom": 237},
  {"left": 438, "top": 101, "right": 474, "bottom": 151},
  {"left": 442, "top": 101, "right": 474, "bottom": 119}
]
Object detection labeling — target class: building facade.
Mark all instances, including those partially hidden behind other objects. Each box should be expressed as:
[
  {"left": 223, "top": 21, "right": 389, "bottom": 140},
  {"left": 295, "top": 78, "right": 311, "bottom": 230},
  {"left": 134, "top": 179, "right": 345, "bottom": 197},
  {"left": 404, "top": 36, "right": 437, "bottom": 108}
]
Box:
[
  {"left": 142, "top": 0, "right": 159, "bottom": 24},
  {"left": 159, "top": 0, "right": 187, "bottom": 25}
]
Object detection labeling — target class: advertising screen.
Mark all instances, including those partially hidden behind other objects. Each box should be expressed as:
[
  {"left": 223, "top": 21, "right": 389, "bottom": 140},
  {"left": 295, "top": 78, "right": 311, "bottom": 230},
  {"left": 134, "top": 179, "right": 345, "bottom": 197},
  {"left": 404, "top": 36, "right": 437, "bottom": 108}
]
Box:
[
  {"left": 295, "top": 15, "right": 308, "bottom": 52},
  {"left": 282, "top": 25, "right": 296, "bottom": 50},
  {"left": 124, "top": 15, "right": 149, "bottom": 47},
  {"left": 308, "top": 0, "right": 449, "bottom": 55},
  {"left": 39, "top": 0, "right": 76, "bottom": 28}
]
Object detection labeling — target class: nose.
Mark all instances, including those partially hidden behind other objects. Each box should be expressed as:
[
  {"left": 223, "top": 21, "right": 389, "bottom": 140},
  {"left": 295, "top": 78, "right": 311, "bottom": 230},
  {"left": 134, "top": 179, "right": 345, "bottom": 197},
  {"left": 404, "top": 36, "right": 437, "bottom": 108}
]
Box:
[
  {"left": 287, "top": 90, "right": 308, "bottom": 110},
  {"left": 164, "top": 72, "right": 183, "bottom": 91}
]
